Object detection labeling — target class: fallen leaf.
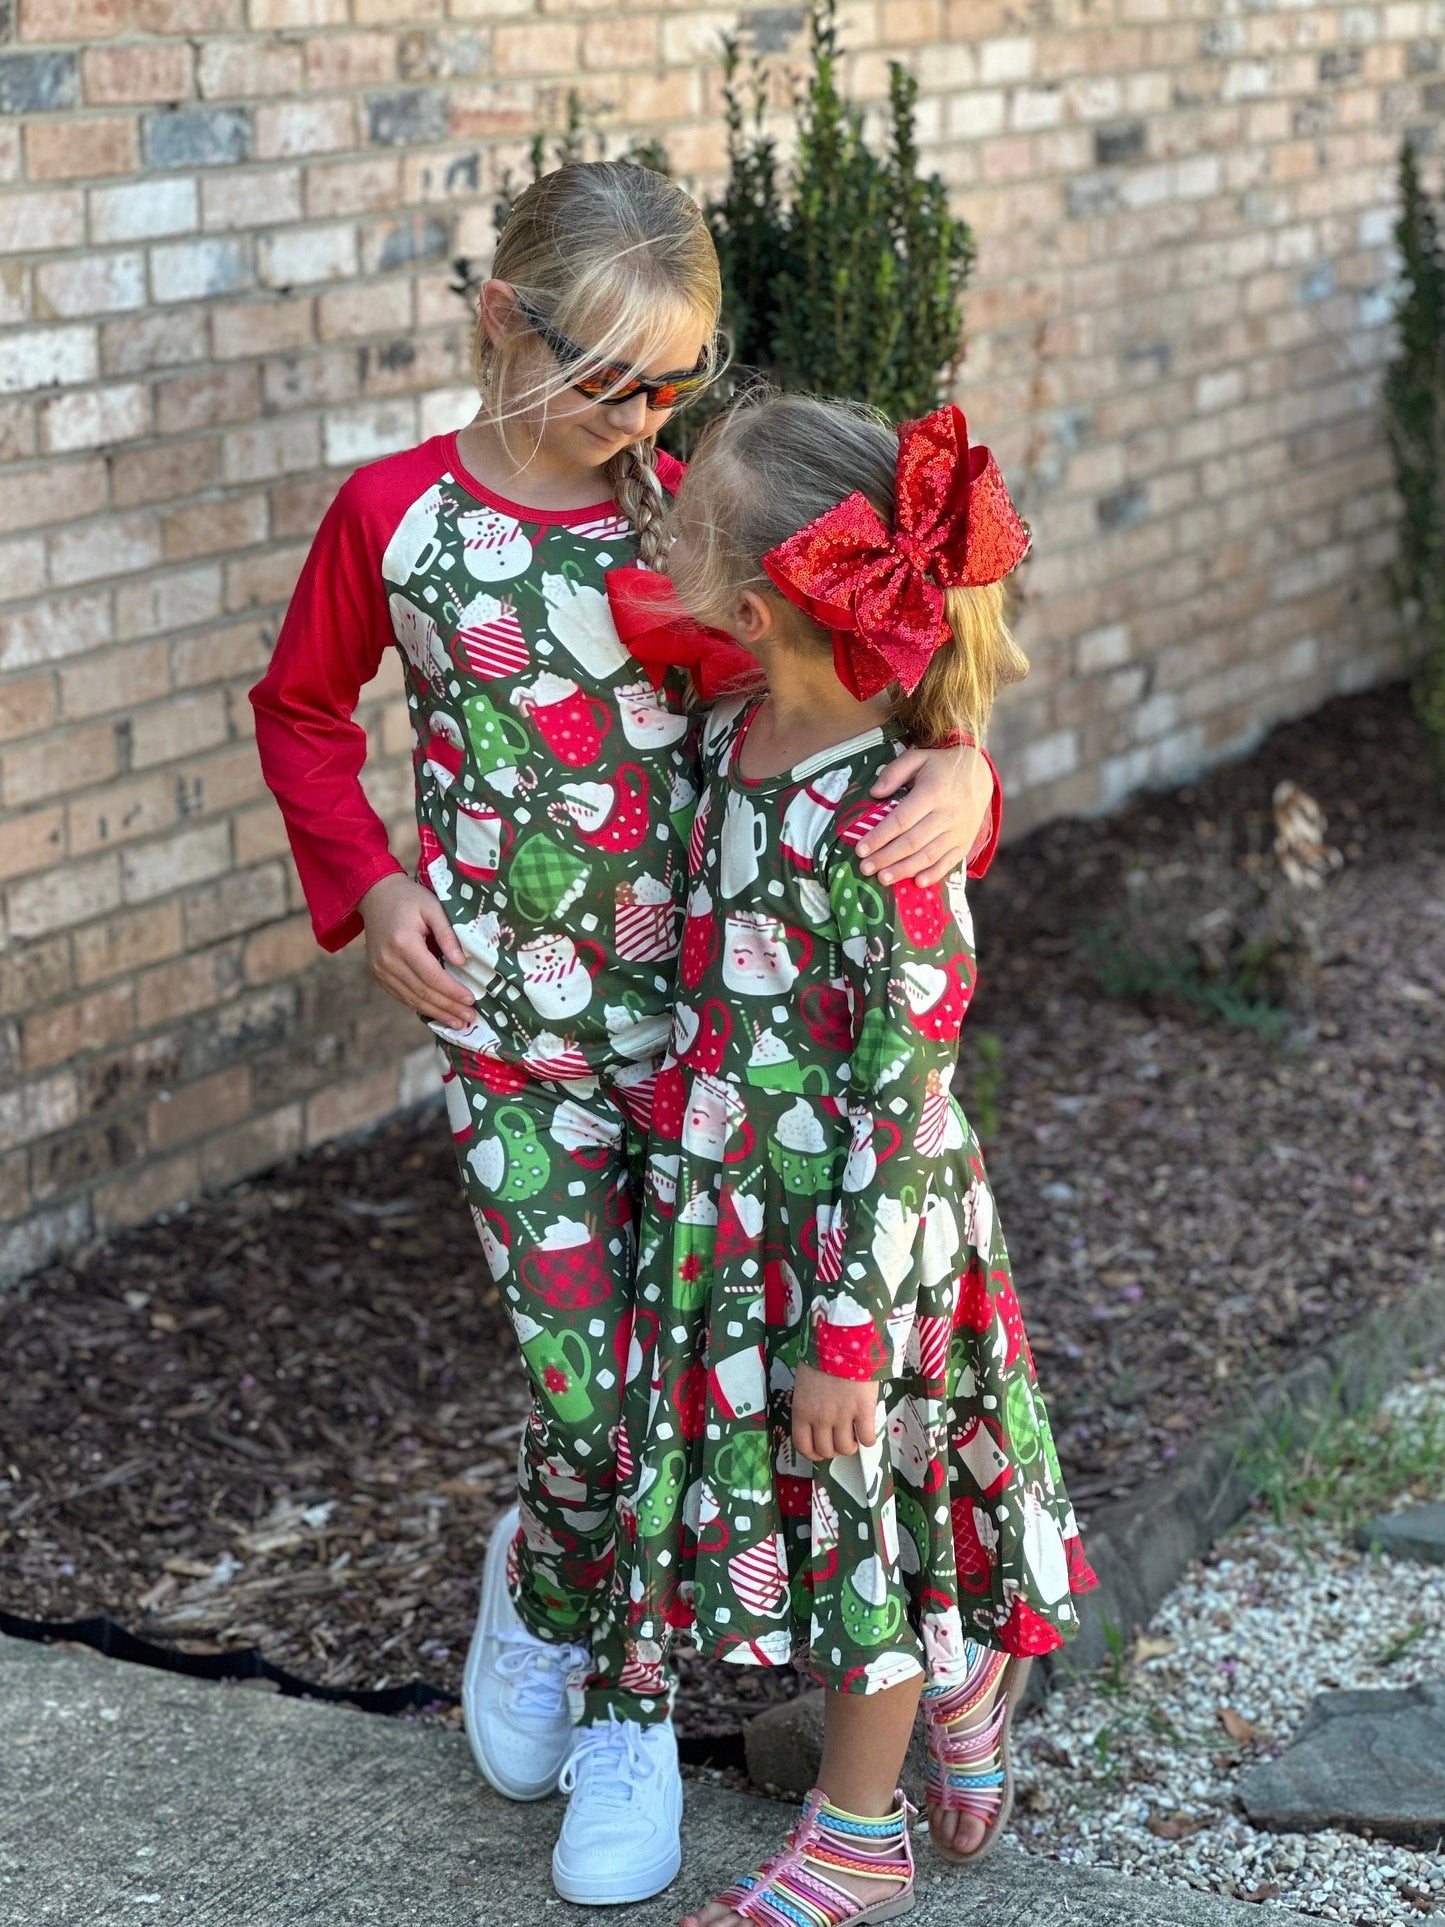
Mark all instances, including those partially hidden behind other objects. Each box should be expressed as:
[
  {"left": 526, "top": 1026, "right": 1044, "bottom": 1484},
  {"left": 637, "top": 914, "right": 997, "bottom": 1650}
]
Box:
[
  {"left": 1217, "top": 1705, "right": 1260, "bottom": 1744},
  {"left": 1399, "top": 1886, "right": 1436, "bottom": 1913},
  {"left": 1237, "top": 1881, "right": 1280, "bottom": 1902},
  {"left": 1146, "top": 1812, "right": 1209, "bottom": 1840},
  {"left": 1134, "top": 1632, "right": 1177, "bottom": 1664}
]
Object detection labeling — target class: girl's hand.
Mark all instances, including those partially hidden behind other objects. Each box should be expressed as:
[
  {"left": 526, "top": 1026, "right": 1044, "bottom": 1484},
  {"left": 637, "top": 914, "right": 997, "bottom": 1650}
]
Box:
[
  {"left": 359, "top": 874, "right": 474, "bottom": 1028},
  {"left": 859, "top": 742, "right": 994, "bottom": 886},
  {"left": 791, "top": 1362, "right": 879, "bottom": 1462}
]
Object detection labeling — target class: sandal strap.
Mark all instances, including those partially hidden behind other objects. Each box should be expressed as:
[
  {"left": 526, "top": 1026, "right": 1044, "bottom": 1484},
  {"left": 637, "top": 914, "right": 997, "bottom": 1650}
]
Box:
[
  {"left": 713, "top": 1789, "right": 914, "bottom": 1927},
  {"left": 922, "top": 1650, "right": 1013, "bottom": 1822}
]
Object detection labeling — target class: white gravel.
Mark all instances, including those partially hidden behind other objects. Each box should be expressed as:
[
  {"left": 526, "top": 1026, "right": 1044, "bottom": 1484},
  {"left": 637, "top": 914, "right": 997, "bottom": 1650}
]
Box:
[{"left": 1010, "top": 1357, "right": 1445, "bottom": 1922}]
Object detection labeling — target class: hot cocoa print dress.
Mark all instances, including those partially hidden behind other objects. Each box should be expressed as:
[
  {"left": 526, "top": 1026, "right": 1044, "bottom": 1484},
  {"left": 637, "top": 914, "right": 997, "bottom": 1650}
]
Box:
[{"left": 621, "top": 698, "right": 1096, "bottom": 1696}]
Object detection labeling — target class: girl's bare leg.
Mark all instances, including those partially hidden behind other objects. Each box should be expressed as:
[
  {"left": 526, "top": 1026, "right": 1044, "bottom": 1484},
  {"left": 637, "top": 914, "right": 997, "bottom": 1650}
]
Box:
[{"left": 682, "top": 1674, "right": 923, "bottom": 1927}]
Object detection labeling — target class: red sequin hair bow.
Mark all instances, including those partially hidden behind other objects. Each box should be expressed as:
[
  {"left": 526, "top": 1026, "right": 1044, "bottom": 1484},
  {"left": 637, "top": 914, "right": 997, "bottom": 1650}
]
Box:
[{"left": 760, "top": 403, "right": 1031, "bottom": 703}]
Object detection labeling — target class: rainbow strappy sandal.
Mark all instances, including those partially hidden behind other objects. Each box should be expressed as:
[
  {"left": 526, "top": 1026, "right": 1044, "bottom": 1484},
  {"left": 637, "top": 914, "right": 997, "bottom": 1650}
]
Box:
[
  {"left": 921, "top": 1645, "right": 1033, "bottom": 1865},
  {"left": 703, "top": 1787, "right": 916, "bottom": 1925}
]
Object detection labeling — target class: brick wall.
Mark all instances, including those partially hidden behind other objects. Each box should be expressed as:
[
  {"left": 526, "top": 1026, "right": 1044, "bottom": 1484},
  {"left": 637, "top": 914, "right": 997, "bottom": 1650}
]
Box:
[{"left": 0, "top": 0, "right": 1436, "bottom": 1283}]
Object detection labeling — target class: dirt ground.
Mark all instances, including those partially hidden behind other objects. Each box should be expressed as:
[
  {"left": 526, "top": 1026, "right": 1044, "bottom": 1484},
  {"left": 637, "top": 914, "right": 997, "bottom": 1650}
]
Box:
[{"left": 2, "top": 683, "right": 1440, "bottom": 1739}]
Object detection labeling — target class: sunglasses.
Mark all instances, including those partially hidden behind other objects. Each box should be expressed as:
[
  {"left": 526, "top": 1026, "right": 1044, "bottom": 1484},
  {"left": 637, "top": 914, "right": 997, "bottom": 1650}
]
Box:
[{"left": 517, "top": 298, "right": 714, "bottom": 412}]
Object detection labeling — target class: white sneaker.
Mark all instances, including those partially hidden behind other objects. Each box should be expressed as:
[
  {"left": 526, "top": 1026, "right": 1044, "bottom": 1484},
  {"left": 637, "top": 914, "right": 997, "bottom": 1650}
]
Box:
[
  {"left": 551, "top": 1714, "right": 684, "bottom": 1905},
  {"left": 462, "top": 1505, "right": 587, "bottom": 1802}
]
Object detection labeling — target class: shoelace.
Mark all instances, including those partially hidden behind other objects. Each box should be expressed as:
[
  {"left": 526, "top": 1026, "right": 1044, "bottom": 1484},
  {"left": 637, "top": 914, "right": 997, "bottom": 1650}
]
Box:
[
  {"left": 557, "top": 1711, "right": 651, "bottom": 1808},
  {"left": 494, "top": 1631, "right": 586, "bottom": 1720}
]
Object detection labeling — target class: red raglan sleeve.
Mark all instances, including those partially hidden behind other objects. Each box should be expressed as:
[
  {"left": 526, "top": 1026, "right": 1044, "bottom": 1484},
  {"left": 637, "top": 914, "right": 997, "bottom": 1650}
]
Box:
[
  {"left": 966, "top": 747, "right": 1003, "bottom": 878},
  {"left": 249, "top": 471, "right": 406, "bottom": 953}
]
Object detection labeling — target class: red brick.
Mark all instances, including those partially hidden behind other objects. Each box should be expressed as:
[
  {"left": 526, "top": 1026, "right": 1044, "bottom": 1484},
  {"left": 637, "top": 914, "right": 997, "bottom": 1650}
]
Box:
[
  {"left": 19, "top": 0, "right": 125, "bottom": 36},
  {"left": 148, "top": 1064, "right": 251, "bottom": 1149},
  {"left": 0, "top": 936, "right": 72, "bottom": 1021},
  {"left": 112, "top": 438, "right": 222, "bottom": 509},
  {"left": 304, "top": 156, "right": 400, "bottom": 218},
  {"left": 0, "top": 804, "right": 65, "bottom": 883},
  {"left": 210, "top": 295, "right": 315, "bottom": 361},
  {"left": 304, "top": 1065, "right": 400, "bottom": 1146},
  {"left": 270, "top": 473, "right": 339, "bottom": 539},
  {"left": 162, "top": 492, "right": 268, "bottom": 562},
  {"left": 156, "top": 366, "right": 260, "bottom": 437},
  {"left": 134, "top": 0, "right": 241, "bottom": 25},
  {"left": 23, "top": 982, "right": 133, "bottom": 1071},
  {"left": 197, "top": 40, "right": 305, "bottom": 97},
  {"left": 25, "top": 118, "right": 138, "bottom": 182},
  {"left": 494, "top": 20, "right": 580, "bottom": 73},
  {"left": 580, "top": 16, "right": 656, "bottom": 68},
  {"left": 82, "top": 44, "right": 194, "bottom": 104},
  {"left": 72, "top": 901, "right": 182, "bottom": 986},
  {"left": 302, "top": 31, "right": 394, "bottom": 88},
  {"left": 199, "top": 1102, "right": 303, "bottom": 1188},
  {"left": 93, "top": 1148, "right": 199, "bottom": 1233},
  {"left": 224, "top": 541, "right": 306, "bottom": 612},
  {"left": 316, "top": 279, "right": 411, "bottom": 341},
  {"left": 4, "top": 722, "right": 119, "bottom": 805},
  {"left": 66, "top": 770, "right": 178, "bottom": 857},
  {"left": 0, "top": 677, "right": 57, "bottom": 744},
  {"left": 242, "top": 913, "right": 318, "bottom": 986},
  {"left": 58, "top": 640, "right": 170, "bottom": 720},
  {"left": 134, "top": 944, "right": 239, "bottom": 1029}
]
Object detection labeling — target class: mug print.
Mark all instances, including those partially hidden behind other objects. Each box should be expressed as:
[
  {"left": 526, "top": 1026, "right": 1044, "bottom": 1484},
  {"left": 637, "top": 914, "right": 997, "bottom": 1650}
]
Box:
[
  {"left": 381, "top": 481, "right": 446, "bottom": 582},
  {"left": 512, "top": 672, "right": 612, "bottom": 766},
  {"left": 516, "top": 933, "right": 605, "bottom": 1022},
  {"left": 618, "top": 679, "right": 690, "bottom": 749},
  {"left": 517, "top": 1216, "right": 611, "bottom": 1310},
  {"left": 719, "top": 790, "right": 768, "bottom": 898},
  {"left": 457, "top": 504, "right": 533, "bottom": 581},
  {"left": 542, "top": 570, "right": 631, "bottom": 679},
  {"left": 390, "top": 593, "right": 449, "bottom": 685},
  {"left": 453, "top": 591, "right": 529, "bottom": 679},
  {"left": 722, "top": 913, "right": 811, "bottom": 997},
  {"left": 453, "top": 798, "right": 513, "bottom": 882}
]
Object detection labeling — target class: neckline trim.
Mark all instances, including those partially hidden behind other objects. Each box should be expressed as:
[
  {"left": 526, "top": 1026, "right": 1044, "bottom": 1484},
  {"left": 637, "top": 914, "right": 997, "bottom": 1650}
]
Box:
[
  {"left": 442, "top": 432, "right": 619, "bottom": 527},
  {"left": 729, "top": 699, "right": 889, "bottom": 790}
]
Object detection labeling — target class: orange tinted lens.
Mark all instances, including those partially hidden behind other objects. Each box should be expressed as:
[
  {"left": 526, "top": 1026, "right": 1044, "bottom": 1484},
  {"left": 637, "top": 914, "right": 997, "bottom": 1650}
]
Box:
[{"left": 574, "top": 366, "right": 643, "bottom": 401}]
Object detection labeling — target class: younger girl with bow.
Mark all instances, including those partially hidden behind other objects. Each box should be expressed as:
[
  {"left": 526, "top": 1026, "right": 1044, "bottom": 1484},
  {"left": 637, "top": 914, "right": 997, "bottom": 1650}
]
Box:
[{"left": 620, "top": 393, "right": 1096, "bottom": 1927}]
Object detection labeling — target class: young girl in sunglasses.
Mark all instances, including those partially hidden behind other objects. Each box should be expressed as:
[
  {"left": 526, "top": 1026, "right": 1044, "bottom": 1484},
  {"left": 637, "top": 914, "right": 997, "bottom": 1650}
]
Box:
[
  {"left": 619, "top": 393, "right": 1095, "bottom": 1927},
  {"left": 250, "top": 162, "right": 996, "bottom": 1908}
]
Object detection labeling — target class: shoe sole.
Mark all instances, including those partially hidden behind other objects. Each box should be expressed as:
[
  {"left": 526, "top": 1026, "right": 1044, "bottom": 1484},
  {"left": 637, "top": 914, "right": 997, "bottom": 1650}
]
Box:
[{"left": 462, "top": 1506, "right": 568, "bottom": 1803}]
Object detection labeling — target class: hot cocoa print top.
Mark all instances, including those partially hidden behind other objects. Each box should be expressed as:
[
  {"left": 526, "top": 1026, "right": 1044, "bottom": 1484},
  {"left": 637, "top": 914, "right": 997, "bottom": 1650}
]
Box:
[{"left": 251, "top": 435, "right": 696, "bottom": 1075}]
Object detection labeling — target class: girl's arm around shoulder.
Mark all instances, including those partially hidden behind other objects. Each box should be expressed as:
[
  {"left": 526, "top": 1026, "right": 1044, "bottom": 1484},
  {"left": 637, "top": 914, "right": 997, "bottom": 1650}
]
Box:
[{"left": 857, "top": 739, "right": 1002, "bottom": 886}]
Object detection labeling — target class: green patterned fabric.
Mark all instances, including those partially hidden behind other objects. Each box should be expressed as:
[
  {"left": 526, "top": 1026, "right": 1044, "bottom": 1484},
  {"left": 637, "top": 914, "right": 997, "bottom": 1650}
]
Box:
[{"left": 621, "top": 699, "right": 1096, "bottom": 1697}]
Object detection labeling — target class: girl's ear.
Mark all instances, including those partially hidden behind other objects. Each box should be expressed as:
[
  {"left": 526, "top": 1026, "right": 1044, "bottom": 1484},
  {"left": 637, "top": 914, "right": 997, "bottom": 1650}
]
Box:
[
  {"left": 735, "top": 588, "right": 775, "bottom": 646},
  {"left": 479, "top": 279, "right": 523, "bottom": 349}
]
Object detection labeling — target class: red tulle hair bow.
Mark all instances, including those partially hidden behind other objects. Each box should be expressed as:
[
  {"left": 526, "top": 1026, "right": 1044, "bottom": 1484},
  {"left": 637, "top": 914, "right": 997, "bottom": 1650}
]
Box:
[
  {"left": 605, "top": 565, "right": 761, "bottom": 702},
  {"left": 761, "top": 404, "right": 1030, "bottom": 703}
]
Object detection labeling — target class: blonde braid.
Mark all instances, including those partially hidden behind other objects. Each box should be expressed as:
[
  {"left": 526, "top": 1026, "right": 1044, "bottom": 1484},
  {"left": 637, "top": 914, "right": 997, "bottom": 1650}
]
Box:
[{"left": 607, "top": 440, "right": 670, "bottom": 570}]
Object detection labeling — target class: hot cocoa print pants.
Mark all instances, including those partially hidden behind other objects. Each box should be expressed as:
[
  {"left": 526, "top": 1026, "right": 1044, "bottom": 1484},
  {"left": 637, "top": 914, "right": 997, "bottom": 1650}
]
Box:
[{"left": 440, "top": 1046, "right": 671, "bottom": 1727}]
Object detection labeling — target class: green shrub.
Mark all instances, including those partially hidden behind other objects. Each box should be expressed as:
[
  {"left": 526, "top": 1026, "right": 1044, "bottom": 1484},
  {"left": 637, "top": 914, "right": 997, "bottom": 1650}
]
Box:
[
  {"left": 718, "top": 2, "right": 974, "bottom": 424},
  {"left": 1385, "top": 143, "right": 1445, "bottom": 791},
  {"left": 453, "top": 4, "right": 974, "bottom": 454}
]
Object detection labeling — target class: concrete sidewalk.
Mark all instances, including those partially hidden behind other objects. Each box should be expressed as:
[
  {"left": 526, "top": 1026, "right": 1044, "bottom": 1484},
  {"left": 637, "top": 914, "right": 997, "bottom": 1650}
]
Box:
[{"left": 1, "top": 1634, "right": 1307, "bottom": 1927}]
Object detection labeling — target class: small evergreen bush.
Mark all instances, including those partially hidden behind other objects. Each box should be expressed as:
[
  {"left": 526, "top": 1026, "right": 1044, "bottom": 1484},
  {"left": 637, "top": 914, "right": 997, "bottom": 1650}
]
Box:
[
  {"left": 452, "top": 3, "right": 974, "bottom": 453},
  {"left": 1384, "top": 144, "right": 1445, "bottom": 791}
]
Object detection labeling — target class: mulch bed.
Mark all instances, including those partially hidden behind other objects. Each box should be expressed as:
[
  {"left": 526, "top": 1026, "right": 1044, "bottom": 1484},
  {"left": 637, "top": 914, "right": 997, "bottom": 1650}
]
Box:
[{"left": 2, "top": 683, "right": 1441, "bottom": 1741}]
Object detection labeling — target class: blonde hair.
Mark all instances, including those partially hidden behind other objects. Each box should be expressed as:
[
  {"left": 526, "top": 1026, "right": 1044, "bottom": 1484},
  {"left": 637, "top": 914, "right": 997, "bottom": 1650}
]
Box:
[
  {"left": 668, "top": 391, "right": 1029, "bottom": 744},
  {"left": 475, "top": 162, "right": 722, "bottom": 569}
]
